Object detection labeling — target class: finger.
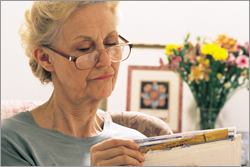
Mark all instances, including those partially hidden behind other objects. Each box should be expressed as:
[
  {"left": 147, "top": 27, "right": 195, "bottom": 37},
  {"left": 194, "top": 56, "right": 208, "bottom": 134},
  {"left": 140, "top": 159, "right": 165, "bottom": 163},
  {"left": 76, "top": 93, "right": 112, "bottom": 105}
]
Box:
[
  {"left": 94, "top": 145, "right": 145, "bottom": 163},
  {"left": 97, "top": 154, "right": 144, "bottom": 166},
  {"left": 91, "top": 138, "right": 139, "bottom": 152},
  {"left": 121, "top": 165, "right": 132, "bottom": 166}
]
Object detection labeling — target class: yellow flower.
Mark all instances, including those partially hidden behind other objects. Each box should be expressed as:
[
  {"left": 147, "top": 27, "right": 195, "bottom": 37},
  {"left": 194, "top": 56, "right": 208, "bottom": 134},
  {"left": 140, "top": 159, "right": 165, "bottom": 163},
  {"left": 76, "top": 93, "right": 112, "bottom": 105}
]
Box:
[
  {"left": 201, "top": 43, "right": 218, "bottom": 55},
  {"left": 202, "top": 43, "right": 228, "bottom": 61},
  {"left": 165, "top": 44, "right": 183, "bottom": 55},
  {"left": 217, "top": 73, "right": 222, "bottom": 79},
  {"left": 213, "top": 47, "right": 228, "bottom": 61},
  {"left": 224, "top": 83, "right": 228, "bottom": 88}
]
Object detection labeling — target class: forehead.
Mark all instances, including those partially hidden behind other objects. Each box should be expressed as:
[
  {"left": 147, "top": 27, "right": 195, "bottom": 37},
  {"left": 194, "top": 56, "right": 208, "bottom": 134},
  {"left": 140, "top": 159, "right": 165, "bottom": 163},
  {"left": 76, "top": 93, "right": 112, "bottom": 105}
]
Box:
[{"left": 60, "top": 5, "right": 117, "bottom": 41}]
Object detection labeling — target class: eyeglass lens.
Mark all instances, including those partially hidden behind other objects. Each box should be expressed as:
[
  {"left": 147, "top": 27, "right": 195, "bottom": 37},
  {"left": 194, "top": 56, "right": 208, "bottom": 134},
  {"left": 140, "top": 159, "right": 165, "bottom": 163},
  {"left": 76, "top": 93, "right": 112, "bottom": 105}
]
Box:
[{"left": 75, "top": 44, "right": 130, "bottom": 70}]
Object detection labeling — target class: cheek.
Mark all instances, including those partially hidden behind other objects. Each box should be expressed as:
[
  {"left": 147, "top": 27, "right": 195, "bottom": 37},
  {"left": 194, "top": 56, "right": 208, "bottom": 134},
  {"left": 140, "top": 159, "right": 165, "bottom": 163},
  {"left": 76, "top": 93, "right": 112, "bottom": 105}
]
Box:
[
  {"left": 63, "top": 70, "right": 90, "bottom": 97},
  {"left": 112, "top": 62, "right": 120, "bottom": 90},
  {"left": 53, "top": 58, "right": 90, "bottom": 89},
  {"left": 70, "top": 69, "right": 90, "bottom": 88}
]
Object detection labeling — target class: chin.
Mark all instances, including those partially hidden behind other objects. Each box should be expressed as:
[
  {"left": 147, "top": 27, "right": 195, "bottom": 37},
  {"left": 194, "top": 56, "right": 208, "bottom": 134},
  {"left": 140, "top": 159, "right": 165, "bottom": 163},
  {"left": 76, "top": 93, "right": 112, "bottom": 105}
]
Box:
[
  {"left": 91, "top": 88, "right": 112, "bottom": 100},
  {"left": 87, "top": 80, "right": 115, "bottom": 100},
  {"left": 100, "top": 91, "right": 112, "bottom": 99}
]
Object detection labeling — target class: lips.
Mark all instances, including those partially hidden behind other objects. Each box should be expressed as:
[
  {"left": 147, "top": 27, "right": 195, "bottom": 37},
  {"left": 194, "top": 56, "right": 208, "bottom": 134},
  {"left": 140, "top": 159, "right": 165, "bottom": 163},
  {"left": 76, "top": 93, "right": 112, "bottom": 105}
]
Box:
[{"left": 92, "top": 74, "right": 114, "bottom": 80}]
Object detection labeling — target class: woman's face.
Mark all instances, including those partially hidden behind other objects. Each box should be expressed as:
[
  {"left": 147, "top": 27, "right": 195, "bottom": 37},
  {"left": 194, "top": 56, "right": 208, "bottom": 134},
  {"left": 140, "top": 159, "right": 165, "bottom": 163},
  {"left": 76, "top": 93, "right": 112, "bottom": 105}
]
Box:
[{"left": 50, "top": 5, "right": 120, "bottom": 102}]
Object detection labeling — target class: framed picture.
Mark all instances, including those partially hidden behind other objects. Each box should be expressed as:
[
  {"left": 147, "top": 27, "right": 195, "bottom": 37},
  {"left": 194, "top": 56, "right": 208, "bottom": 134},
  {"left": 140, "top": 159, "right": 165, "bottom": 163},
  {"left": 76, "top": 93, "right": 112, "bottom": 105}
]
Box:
[{"left": 126, "top": 65, "right": 183, "bottom": 133}]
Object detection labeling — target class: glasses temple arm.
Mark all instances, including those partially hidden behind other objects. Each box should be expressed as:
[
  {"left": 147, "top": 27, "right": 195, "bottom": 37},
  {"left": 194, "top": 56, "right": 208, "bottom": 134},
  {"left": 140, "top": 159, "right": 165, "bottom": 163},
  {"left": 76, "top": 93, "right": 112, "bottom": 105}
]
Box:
[
  {"left": 44, "top": 45, "right": 75, "bottom": 61},
  {"left": 119, "top": 35, "right": 131, "bottom": 43},
  {"left": 119, "top": 35, "right": 133, "bottom": 49}
]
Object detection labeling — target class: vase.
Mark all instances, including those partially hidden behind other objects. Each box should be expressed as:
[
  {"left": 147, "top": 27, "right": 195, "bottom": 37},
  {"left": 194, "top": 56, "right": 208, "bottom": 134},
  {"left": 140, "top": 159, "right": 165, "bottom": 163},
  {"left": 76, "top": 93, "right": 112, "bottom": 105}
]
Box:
[{"left": 199, "top": 107, "right": 220, "bottom": 130}]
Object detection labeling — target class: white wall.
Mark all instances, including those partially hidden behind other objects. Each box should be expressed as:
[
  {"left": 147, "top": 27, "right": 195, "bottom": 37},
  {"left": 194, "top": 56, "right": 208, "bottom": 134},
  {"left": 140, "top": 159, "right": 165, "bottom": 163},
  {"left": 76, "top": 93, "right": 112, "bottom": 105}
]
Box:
[
  {"left": 1, "top": 1, "right": 249, "bottom": 132},
  {"left": 1, "top": 1, "right": 54, "bottom": 101}
]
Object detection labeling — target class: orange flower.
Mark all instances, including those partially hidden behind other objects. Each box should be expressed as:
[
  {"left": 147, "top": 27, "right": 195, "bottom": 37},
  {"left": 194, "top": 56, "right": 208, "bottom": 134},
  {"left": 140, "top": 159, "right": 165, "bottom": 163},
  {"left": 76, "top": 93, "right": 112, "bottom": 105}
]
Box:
[
  {"left": 188, "top": 55, "right": 211, "bottom": 84},
  {"left": 199, "top": 65, "right": 211, "bottom": 82},
  {"left": 188, "top": 66, "right": 204, "bottom": 84},
  {"left": 226, "top": 38, "right": 237, "bottom": 52},
  {"left": 241, "top": 70, "right": 248, "bottom": 78},
  {"left": 196, "top": 55, "right": 210, "bottom": 67},
  {"left": 214, "top": 34, "right": 228, "bottom": 45},
  {"left": 196, "top": 55, "right": 211, "bottom": 82},
  {"left": 214, "top": 34, "right": 237, "bottom": 52}
]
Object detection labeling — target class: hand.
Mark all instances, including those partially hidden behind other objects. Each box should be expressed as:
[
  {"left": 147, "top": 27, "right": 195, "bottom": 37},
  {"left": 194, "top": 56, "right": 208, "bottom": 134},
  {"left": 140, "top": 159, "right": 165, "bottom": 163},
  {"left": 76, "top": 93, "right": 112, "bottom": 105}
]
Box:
[{"left": 90, "top": 138, "right": 145, "bottom": 166}]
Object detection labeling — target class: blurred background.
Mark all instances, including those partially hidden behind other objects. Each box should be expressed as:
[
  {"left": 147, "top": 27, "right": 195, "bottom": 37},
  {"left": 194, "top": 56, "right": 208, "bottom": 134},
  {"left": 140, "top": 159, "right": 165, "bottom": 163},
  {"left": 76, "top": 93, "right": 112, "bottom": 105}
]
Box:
[{"left": 1, "top": 1, "right": 249, "bottom": 133}]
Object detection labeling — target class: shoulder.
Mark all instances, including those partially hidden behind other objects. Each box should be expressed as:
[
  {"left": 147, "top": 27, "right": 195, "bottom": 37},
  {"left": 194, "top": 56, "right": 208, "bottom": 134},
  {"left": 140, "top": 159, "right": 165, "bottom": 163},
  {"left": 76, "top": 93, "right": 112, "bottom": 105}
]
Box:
[
  {"left": 2, "top": 110, "right": 30, "bottom": 127},
  {"left": 1, "top": 112, "right": 35, "bottom": 166},
  {"left": 1, "top": 111, "right": 34, "bottom": 141},
  {"left": 104, "top": 119, "right": 147, "bottom": 140}
]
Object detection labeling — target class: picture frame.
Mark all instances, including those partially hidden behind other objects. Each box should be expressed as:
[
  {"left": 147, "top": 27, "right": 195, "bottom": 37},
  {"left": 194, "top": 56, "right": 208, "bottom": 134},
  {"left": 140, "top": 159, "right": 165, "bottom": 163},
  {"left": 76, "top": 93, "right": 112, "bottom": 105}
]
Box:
[
  {"left": 126, "top": 65, "right": 183, "bottom": 133},
  {"left": 132, "top": 43, "right": 166, "bottom": 49}
]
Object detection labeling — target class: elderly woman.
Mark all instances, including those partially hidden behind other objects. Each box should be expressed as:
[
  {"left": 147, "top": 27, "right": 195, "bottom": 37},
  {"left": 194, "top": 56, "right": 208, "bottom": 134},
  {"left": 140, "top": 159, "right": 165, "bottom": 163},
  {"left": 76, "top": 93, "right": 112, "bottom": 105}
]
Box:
[{"left": 1, "top": 1, "right": 147, "bottom": 166}]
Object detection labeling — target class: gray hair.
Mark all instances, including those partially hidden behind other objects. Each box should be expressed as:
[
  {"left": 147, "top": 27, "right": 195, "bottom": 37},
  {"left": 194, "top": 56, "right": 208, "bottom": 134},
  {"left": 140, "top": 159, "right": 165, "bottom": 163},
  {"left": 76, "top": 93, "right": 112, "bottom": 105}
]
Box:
[{"left": 19, "top": 1, "right": 120, "bottom": 84}]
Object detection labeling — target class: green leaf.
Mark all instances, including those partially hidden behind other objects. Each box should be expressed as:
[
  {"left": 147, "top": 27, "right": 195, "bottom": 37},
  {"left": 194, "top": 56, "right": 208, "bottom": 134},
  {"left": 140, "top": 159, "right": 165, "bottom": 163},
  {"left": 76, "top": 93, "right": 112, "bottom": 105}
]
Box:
[
  {"left": 184, "top": 32, "right": 190, "bottom": 43},
  {"left": 173, "top": 49, "right": 178, "bottom": 56},
  {"left": 180, "top": 48, "right": 186, "bottom": 55}
]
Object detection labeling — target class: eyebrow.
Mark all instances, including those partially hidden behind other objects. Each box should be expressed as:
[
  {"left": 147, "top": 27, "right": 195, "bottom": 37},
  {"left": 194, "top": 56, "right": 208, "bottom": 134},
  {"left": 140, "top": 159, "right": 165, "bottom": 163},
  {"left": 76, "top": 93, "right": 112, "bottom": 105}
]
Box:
[{"left": 72, "top": 30, "right": 118, "bottom": 41}]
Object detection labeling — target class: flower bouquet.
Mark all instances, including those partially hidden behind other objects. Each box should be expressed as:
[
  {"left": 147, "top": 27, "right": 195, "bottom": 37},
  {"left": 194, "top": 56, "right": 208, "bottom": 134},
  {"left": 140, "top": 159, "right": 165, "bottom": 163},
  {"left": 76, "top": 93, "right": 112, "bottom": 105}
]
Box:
[{"left": 160, "top": 33, "right": 249, "bottom": 130}]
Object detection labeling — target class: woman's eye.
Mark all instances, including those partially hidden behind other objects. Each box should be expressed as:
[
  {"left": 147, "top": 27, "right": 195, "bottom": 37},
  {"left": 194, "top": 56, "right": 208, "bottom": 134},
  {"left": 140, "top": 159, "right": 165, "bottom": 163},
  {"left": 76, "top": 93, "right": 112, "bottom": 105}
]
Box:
[
  {"left": 105, "top": 43, "right": 117, "bottom": 47},
  {"left": 78, "top": 48, "right": 91, "bottom": 52}
]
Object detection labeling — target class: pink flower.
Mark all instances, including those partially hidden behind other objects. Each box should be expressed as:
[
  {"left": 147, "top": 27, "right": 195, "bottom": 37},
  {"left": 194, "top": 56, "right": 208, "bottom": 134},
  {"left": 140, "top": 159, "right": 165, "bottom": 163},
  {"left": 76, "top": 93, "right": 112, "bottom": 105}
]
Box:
[
  {"left": 171, "top": 55, "right": 182, "bottom": 61},
  {"left": 177, "top": 47, "right": 183, "bottom": 51},
  {"left": 170, "top": 55, "right": 182, "bottom": 70},
  {"left": 235, "top": 55, "right": 249, "bottom": 69},
  {"left": 227, "top": 53, "right": 236, "bottom": 65},
  {"left": 237, "top": 45, "right": 242, "bottom": 52}
]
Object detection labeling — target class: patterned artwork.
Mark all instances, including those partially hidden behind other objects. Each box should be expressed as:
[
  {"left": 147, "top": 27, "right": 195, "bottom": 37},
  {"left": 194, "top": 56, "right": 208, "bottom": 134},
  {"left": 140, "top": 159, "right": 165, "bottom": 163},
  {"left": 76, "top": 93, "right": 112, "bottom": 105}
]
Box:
[
  {"left": 126, "top": 65, "right": 183, "bottom": 133},
  {"left": 140, "top": 81, "right": 169, "bottom": 109}
]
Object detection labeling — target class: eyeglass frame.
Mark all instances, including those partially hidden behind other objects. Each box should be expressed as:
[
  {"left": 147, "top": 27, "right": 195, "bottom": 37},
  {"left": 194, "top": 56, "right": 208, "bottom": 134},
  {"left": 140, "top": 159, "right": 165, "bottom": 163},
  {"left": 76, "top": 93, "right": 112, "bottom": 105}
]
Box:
[{"left": 43, "top": 35, "right": 133, "bottom": 70}]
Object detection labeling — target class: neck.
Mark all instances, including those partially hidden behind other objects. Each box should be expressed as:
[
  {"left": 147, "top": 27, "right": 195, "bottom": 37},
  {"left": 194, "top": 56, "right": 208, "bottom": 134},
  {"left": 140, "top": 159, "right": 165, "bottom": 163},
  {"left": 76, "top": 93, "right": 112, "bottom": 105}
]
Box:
[{"left": 31, "top": 91, "right": 104, "bottom": 138}]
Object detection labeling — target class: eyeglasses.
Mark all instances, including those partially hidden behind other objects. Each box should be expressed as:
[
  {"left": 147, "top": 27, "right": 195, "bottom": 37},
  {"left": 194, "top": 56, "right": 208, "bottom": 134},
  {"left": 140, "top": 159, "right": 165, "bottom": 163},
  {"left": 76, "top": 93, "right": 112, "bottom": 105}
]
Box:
[{"left": 43, "top": 35, "right": 133, "bottom": 70}]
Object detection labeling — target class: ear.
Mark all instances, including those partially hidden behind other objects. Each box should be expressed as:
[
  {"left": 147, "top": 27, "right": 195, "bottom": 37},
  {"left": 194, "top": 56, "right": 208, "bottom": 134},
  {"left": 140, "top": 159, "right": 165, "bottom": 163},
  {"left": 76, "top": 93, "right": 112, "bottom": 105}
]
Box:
[{"left": 33, "top": 46, "right": 55, "bottom": 72}]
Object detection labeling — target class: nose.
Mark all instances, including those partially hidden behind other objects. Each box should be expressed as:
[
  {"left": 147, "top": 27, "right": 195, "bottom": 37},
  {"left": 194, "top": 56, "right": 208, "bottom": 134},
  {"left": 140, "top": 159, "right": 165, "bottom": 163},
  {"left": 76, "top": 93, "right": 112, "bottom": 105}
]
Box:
[{"left": 95, "top": 49, "right": 112, "bottom": 68}]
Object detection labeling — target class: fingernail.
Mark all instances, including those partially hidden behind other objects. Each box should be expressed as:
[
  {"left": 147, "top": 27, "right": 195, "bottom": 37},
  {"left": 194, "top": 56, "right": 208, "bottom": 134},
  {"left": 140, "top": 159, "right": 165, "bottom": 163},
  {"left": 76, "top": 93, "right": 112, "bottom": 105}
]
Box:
[{"left": 141, "top": 154, "right": 145, "bottom": 161}]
